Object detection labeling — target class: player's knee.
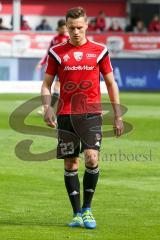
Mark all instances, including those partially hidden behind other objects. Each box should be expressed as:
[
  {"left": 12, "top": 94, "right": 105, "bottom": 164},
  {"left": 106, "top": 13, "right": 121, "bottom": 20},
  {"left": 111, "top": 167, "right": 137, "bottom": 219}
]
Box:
[
  {"left": 64, "top": 158, "right": 79, "bottom": 171},
  {"left": 85, "top": 152, "right": 98, "bottom": 168}
]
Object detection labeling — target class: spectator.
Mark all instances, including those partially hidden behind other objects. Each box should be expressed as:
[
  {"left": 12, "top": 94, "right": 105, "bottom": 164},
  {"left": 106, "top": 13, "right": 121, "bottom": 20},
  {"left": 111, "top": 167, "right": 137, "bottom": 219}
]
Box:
[
  {"left": 21, "top": 20, "right": 32, "bottom": 31},
  {"left": 21, "top": 15, "right": 32, "bottom": 31},
  {"left": 0, "top": 18, "right": 10, "bottom": 30},
  {"left": 148, "top": 15, "right": 160, "bottom": 32},
  {"left": 133, "top": 19, "right": 147, "bottom": 33},
  {"left": 125, "top": 17, "right": 136, "bottom": 32},
  {"left": 36, "top": 19, "right": 52, "bottom": 31},
  {"left": 87, "top": 18, "right": 97, "bottom": 32},
  {"left": 108, "top": 20, "right": 123, "bottom": 32},
  {"left": 96, "top": 11, "right": 106, "bottom": 32},
  {"left": 10, "top": 15, "right": 32, "bottom": 31}
]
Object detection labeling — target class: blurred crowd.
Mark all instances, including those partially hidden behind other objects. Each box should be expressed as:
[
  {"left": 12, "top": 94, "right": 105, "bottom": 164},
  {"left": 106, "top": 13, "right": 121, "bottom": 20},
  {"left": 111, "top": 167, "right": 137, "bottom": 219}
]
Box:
[
  {"left": 87, "top": 11, "right": 160, "bottom": 33},
  {"left": 0, "top": 11, "right": 160, "bottom": 33}
]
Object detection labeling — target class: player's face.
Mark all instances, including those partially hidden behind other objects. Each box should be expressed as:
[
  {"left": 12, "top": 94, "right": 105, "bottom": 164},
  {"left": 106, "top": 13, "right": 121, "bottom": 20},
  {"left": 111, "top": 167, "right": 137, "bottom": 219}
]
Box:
[
  {"left": 58, "top": 25, "right": 68, "bottom": 35},
  {"left": 66, "top": 17, "right": 88, "bottom": 46}
]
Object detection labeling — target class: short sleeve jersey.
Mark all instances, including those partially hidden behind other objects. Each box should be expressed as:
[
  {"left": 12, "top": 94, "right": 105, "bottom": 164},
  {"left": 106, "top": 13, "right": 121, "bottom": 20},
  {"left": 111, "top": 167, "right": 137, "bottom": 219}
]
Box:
[
  {"left": 39, "top": 34, "right": 69, "bottom": 66},
  {"left": 45, "top": 39, "right": 113, "bottom": 115},
  {"left": 52, "top": 34, "right": 69, "bottom": 46}
]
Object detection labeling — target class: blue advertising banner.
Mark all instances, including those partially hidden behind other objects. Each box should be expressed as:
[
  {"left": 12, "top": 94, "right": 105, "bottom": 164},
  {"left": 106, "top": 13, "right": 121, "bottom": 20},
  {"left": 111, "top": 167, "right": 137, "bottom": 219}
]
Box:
[
  {"left": 0, "top": 58, "right": 160, "bottom": 91},
  {"left": 112, "top": 59, "right": 160, "bottom": 91}
]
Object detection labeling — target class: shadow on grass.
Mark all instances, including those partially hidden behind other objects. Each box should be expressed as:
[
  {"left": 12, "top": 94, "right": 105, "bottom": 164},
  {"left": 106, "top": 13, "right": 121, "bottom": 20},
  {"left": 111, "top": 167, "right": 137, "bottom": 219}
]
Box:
[
  {"left": 0, "top": 221, "right": 64, "bottom": 227},
  {"left": 0, "top": 221, "right": 94, "bottom": 233}
]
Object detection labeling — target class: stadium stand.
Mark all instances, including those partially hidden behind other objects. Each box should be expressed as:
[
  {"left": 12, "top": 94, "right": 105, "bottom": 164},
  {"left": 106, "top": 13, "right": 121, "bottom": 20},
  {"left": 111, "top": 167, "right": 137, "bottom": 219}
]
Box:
[{"left": 0, "top": 0, "right": 127, "bottom": 31}]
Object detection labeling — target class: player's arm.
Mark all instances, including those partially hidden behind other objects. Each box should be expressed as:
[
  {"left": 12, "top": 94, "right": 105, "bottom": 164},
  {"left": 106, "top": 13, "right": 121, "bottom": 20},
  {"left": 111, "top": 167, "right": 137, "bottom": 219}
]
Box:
[
  {"left": 41, "top": 54, "right": 58, "bottom": 128},
  {"left": 36, "top": 56, "right": 48, "bottom": 70},
  {"left": 41, "top": 72, "right": 53, "bottom": 110},
  {"left": 103, "top": 72, "right": 124, "bottom": 137},
  {"left": 41, "top": 73, "right": 56, "bottom": 128}
]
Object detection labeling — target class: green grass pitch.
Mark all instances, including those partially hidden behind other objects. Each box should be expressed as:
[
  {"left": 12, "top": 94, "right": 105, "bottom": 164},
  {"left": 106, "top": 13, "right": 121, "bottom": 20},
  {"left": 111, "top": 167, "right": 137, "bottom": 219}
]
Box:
[{"left": 0, "top": 92, "right": 160, "bottom": 240}]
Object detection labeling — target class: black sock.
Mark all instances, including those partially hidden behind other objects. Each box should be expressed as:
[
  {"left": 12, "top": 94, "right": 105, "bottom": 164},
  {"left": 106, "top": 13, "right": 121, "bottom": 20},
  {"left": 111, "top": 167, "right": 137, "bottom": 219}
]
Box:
[
  {"left": 64, "top": 169, "right": 81, "bottom": 214},
  {"left": 51, "top": 92, "right": 59, "bottom": 107},
  {"left": 82, "top": 165, "right": 99, "bottom": 209}
]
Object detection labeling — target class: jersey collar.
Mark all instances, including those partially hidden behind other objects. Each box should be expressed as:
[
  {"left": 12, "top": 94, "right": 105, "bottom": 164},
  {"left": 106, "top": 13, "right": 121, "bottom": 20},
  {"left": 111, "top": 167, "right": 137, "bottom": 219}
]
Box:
[{"left": 68, "top": 38, "right": 89, "bottom": 48}]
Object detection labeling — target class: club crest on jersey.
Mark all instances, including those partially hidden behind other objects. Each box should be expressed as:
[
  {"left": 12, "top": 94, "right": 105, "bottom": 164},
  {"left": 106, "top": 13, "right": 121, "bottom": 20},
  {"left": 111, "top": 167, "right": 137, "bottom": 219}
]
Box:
[
  {"left": 63, "top": 54, "right": 70, "bottom": 62},
  {"left": 74, "top": 52, "right": 83, "bottom": 61}
]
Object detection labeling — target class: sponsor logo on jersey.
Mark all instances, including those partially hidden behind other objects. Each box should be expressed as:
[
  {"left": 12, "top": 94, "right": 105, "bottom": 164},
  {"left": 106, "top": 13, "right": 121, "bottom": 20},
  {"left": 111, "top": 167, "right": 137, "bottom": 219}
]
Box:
[
  {"left": 64, "top": 65, "right": 95, "bottom": 71},
  {"left": 63, "top": 54, "right": 70, "bottom": 62},
  {"left": 74, "top": 52, "right": 83, "bottom": 61},
  {"left": 86, "top": 53, "right": 97, "bottom": 59}
]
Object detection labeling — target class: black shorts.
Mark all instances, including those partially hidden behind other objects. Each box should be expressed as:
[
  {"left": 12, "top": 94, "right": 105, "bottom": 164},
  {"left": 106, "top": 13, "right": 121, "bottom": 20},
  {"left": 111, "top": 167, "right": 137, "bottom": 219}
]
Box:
[{"left": 57, "top": 113, "right": 102, "bottom": 159}]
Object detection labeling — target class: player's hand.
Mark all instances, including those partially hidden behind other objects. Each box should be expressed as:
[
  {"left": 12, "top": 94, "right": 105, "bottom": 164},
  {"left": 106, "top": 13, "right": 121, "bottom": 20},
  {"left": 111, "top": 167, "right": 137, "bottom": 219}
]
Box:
[
  {"left": 44, "top": 106, "right": 56, "bottom": 128},
  {"left": 36, "top": 63, "right": 42, "bottom": 71},
  {"left": 113, "top": 117, "right": 124, "bottom": 137}
]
